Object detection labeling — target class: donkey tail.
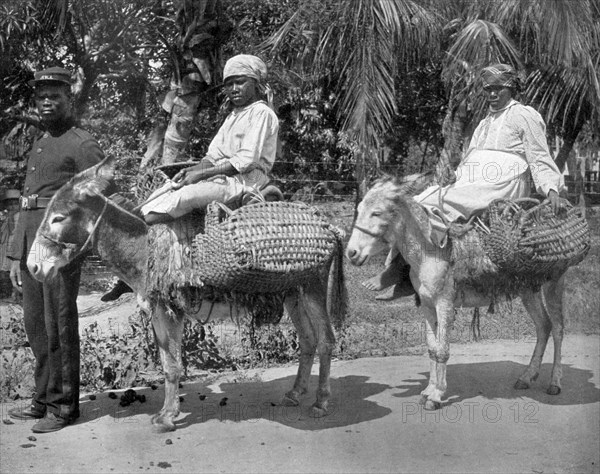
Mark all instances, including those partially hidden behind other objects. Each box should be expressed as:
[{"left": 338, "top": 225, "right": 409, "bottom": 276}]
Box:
[{"left": 327, "top": 227, "right": 349, "bottom": 330}]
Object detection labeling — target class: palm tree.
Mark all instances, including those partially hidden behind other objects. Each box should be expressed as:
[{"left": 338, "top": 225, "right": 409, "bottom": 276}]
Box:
[
  {"left": 263, "top": 0, "right": 600, "bottom": 198},
  {"left": 140, "top": 0, "right": 232, "bottom": 169},
  {"left": 262, "top": 0, "right": 442, "bottom": 197}
]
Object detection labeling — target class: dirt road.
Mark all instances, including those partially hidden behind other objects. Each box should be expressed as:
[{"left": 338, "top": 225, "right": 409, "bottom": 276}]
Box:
[{"left": 1, "top": 332, "right": 598, "bottom": 474}]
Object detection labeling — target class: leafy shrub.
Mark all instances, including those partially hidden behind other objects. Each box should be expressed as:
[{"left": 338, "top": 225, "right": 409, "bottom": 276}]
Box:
[
  {"left": 0, "top": 349, "right": 36, "bottom": 402},
  {"left": 0, "top": 309, "right": 35, "bottom": 401},
  {"left": 181, "top": 320, "right": 235, "bottom": 376},
  {"left": 0, "top": 306, "right": 28, "bottom": 348},
  {"left": 239, "top": 324, "right": 299, "bottom": 367},
  {"left": 79, "top": 309, "right": 235, "bottom": 392},
  {"left": 80, "top": 310, "right": 158, "bottom": 391}
]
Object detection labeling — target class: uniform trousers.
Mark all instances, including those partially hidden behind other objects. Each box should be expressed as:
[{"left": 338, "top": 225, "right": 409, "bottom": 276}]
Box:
[{"left": 21, "top": 261, "right": 81, "bottom": 420}]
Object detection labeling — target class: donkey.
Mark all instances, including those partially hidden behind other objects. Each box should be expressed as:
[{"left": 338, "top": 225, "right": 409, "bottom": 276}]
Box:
[
  {"left": 26, "top": 155, "right": 347, "bottom": 432},
  {"left": 346, "top": 175, "right": 566, "bottom": 410}
]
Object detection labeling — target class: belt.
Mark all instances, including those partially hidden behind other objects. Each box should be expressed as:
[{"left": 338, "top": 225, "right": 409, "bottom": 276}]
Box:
[{"left": 20, "top": 195, "right": 52, "bottom": 211}]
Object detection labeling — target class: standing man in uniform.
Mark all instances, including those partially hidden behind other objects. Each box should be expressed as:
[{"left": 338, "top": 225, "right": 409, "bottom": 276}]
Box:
[{"left": 7, "top": 67, "right": 105, "bottom": 433}]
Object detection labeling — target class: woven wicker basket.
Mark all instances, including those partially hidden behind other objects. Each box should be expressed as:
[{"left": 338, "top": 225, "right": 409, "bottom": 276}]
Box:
[
  {"left": 478, "top": 197, "right": 590, "bottom": 275},
  {"left": 192, "top": 201, "right": 339, "bottom": 293}
]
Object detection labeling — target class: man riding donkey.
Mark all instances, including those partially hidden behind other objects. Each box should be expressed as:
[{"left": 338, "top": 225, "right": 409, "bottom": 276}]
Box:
[
  {"left": 102, "top": 54, "right": 279, "bottom": 301},
  {"left": 363, "top": 64, "right": 564, "bottom": 299}
]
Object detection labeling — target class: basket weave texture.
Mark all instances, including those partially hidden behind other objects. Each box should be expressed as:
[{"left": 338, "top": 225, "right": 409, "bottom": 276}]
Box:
[
  {"left": 192, "top": 201, "right": 339, "bottom": 293},
  {"left": 479, "top": 197, "right": 590, "bottom": 275}
]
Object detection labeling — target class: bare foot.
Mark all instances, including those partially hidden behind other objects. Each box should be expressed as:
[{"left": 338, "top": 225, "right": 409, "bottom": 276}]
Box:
[
  {"left": 375, "top": 284, "right": 415, "bottom": 301},
  {"left": 362, "top": 263, "right": 403, "bottom": 291}
]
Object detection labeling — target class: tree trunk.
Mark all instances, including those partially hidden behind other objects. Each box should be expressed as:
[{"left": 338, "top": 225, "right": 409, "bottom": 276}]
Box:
[
  {"left": 436, "top": 99, "right": 470, "bottom": 186},
  {"left": 354, "top": 150, "right": 368, "bottom": 218},
  {"left": 139, "top": 116, "right": 168, "bottom": 173},
  {"left": 160, "top": 90, "right": 203, "bottom": 164},
  {"left": 151, "top": 0, "right": 231, "bottom": 167},
  {"left": 555, "top": 114, "right": 586, "bottom": 209},
  {"left": 565, "top": 150, "right": 586, "bottom": 213},
  {"left": 555, "top": 122, "right": 584, "bottom": 172}
]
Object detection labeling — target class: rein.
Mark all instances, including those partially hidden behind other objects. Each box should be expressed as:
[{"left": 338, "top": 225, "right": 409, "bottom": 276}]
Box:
[
  {"left": 352, "top": 223, "right": 388, "bottom": 241},
  {"left": 41, "top": 197, "right": 109, "bottom": 260}
]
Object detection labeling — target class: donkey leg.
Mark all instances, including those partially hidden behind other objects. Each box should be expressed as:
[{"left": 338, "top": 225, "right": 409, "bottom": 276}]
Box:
[
  {"left": 517, "top": 289, "right": 551, "bottom": 390},
  {"left": 420, "top": 306, "right": 449, "bottom": 410},
  {"left": 282, "top": 290, "right": 316, "bottom": 407},
  {"left": 150, "top": 302, "right": 184, "bottom": 432},
  {"left": 303, "top": 281, "right": 335, "bottom": 417},
  {"left": 420, "top": 358, "right": 439, "bottom": 407},
  {"left": 542, "top": 275, "right": 565, "bottom": 395}
]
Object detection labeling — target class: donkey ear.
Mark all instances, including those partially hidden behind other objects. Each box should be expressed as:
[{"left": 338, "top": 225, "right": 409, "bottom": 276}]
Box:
[{"left": 72, "top": 155, "right": 116, "bottom": 200}]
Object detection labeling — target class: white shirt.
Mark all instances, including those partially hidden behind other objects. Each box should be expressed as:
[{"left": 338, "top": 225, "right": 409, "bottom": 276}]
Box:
[
  {"left": 205, "top": 100, "right": 279, "bottom": 188},
  {"left": 466, "top": 100, "right": 563, "bottom": 196}
]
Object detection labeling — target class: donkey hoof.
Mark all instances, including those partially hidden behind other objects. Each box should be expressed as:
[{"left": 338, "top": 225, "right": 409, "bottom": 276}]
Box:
[
  {"left": 281, "top": 393, "right": 300, "bottom": 407},
  {"left": 514, "top": 379, "right": 529, "bottom": 390},
  {"left": 151, "top": 414, "right": 176, "bottom": 433},
  {"left": 311, "top": 403, "right": 328, "bottom": 418},
  {"left": 424, "top": 400, "right": 441, "bottom": 411},
  {"left": 547, "top": 385, "right": 561, "bottom": 396},
  {"left": 418, "top": 395, "right": 429, "bottom": 406}
]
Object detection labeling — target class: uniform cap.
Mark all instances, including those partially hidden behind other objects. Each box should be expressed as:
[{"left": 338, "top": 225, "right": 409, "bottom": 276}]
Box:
[{"left": 29, "top": 67, "right": 73, "bottom": 87}]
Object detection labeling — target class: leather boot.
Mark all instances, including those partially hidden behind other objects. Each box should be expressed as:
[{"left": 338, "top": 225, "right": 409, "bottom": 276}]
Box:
[
  {"left": 8, "top": 404, "right": 46, "bottom": 420},
  {"left": 375, "top": 263, "right": 416, "bottom": 301},
  {"left": 100, "top": 279, "right": 133, "bottom": 302}
]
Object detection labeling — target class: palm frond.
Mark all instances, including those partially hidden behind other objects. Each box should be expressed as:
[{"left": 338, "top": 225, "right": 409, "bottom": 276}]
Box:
[
  {"left": 317, "top": 0, "right": 397, "bottom": 150},
  {"left": 262, "top": 0, "right": 441, "bottom": 153},
  {"left": 526, "top": 62, "right": 598, "bottom": 130},
  {"left": 443, "top": 19, "right": 522, "bottom": 80},
  {"left": 39, "top": 0, "right": 69, "bottom": 34},
  {"left": 493, "top": 0, "right": 594, "bottom": 67},
  {"left": 320, "top": 0, "right": 442, "bottom": 150}
]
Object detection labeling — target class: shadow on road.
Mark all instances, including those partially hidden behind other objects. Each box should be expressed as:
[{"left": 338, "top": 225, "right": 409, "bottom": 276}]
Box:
[
  {"left": 75, "top": 374, "right": 392, "bottom": 431},
  {"left": 393, "top": 361, "right": 599, "bottom": 405}
]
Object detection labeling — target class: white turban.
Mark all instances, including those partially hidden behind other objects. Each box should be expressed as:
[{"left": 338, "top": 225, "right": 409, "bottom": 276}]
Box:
[{"left": 223, "top": 54, "right": 268, "bottom": 84}]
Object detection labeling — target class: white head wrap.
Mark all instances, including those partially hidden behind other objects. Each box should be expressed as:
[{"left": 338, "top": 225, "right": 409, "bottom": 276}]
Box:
[
  {"left": 223, "top": 54, "right": 274, "bottom": 109},
  {"left": 223, "top": 54, "right": 268, "bottom": 83}
]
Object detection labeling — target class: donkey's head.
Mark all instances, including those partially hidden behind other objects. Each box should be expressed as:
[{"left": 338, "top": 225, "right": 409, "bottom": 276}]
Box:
[
  {"left": 27, "top": 155, "right": 115, "bottom": 281},
  {"left": 346, "top": 173, "right": 433, "bottom": 266}
]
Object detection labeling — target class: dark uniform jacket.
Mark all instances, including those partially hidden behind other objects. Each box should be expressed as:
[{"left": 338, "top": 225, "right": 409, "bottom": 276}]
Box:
[{"left": 8, "top": 120, "right": 104, "bottom": 261}]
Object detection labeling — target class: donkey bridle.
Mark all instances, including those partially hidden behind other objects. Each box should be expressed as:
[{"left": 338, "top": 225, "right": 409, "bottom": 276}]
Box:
[
  {"left": 351, "top": 223, "right": 389, "bottom": 242},
  {"left": 40, "top": 198, "right": 109, "bottom": 260}
]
